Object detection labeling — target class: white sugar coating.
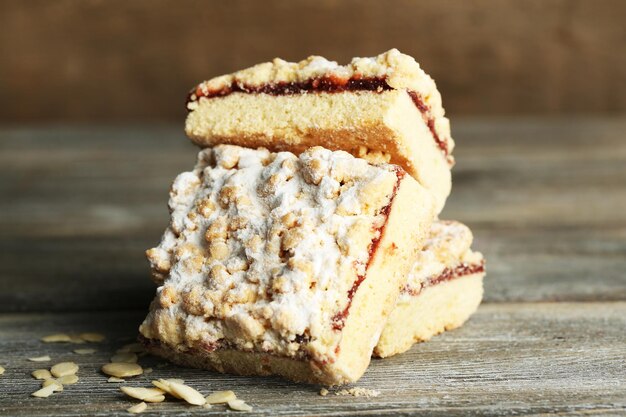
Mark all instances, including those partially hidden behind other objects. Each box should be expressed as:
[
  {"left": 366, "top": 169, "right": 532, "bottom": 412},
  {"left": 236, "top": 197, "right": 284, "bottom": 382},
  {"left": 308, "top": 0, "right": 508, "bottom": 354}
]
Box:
[
  {"left": 141, "top": 145, "right": 404, "bottom": 363},
  {"left": 401, "top": 221, "right": 484, "bottom": 298}
]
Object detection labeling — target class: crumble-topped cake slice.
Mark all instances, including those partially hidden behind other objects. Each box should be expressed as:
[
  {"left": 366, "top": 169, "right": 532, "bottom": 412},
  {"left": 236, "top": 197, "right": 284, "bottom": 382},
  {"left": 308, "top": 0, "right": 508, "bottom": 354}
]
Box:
[
  {"left": 140, "top": 145, "right": 436, "bottom": 385},
  {"left": 185, "top": 49, "right": 453, "bottom": 213},
  {"left": 374, "top": 220, "right": 485, "bottom": 358}
]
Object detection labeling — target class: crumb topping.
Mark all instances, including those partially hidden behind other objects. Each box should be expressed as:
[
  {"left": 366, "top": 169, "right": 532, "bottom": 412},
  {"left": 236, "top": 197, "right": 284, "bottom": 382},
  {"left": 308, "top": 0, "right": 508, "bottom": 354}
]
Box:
[
  {"left": 401, "top": 221, "right": 484, "bottom": 298},
  {"left": 141, "top": 145, "right": 403, "bottom": 363}
]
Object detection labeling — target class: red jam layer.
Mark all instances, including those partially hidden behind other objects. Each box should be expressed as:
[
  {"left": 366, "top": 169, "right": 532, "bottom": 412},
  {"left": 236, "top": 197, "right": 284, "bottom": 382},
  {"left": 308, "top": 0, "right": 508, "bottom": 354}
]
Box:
[
  {"left": 187, "top": 76, "right": 449, "bottom": 157},
  {"left": 403, "top": 260, "right": 486, "bottom": 297},
  {"left": 331, "top": 168, "right": 406, "bottom": 331}
]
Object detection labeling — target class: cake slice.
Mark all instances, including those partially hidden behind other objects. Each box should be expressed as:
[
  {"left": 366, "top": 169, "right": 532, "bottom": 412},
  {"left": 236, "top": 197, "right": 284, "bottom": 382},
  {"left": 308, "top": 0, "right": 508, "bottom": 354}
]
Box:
[
  {"left": 185, "top": 49, "right": 454, "bottom": 213},
  {"left": 140, "top": 145, "right": 436, "bottom": 385},
  {"left": 374, "top": 220, "right": 485, "bottom": 358}
]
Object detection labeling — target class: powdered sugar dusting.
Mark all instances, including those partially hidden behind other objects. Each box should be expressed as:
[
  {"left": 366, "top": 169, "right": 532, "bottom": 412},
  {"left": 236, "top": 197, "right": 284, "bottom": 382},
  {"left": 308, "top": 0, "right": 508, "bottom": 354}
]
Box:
[
  {"left": 141, "top": 145, "right": 401, "bottom": 363},
  {"left": 401, "top": 221, "right": 483, "bottom": 297}
]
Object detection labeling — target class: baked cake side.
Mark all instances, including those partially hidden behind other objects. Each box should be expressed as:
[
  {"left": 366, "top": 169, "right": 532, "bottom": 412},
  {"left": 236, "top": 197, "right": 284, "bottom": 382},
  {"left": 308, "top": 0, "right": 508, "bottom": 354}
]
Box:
[
  {"left": 141, "top": 145, "right": 436, "bottom": 385},
  {"left": 185, "top": 49, "right": 453, "bottom": 213},
  {"left": 374, "top": 221, "right": 485, "bottom": 358}
]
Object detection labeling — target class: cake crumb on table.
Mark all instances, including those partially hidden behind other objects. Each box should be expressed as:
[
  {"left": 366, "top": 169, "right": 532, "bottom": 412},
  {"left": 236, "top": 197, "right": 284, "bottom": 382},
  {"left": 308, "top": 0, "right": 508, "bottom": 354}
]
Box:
[
  {"left": 28, "top": 355, "right": 51, "bottom": 362},
  {"left": 335, "top": 387, "right": 381, "bottom": 397}
]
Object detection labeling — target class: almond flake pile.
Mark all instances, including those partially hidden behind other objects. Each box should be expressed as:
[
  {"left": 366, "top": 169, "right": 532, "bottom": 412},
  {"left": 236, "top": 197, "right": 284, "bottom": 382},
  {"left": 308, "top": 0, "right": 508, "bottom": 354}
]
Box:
[
  {"left": 30, "top": 361, "right": 80, "bottom": 398},
  {"left": 118, "top": 381, "right": 253, "bottom": 413},
  {"left": 26, "top": 332, "right": 255, "bottom": 413}
]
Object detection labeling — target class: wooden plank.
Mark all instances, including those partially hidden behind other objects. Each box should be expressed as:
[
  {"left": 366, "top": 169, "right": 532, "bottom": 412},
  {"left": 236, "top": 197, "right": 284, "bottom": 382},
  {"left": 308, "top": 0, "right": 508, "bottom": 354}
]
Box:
[
  {"left": 443, "top": 117, "right": 626, "bottom": 302},
  {"left": 1, "top": 119, "right": 625, "bottom": 312},
  {"left": 1, "top": 0, "right": 625, "bottom": 122},
  {"left": 0, "top": 302, "right": 624, "bottom": 416},
  {"left": 443, "top": 117, "right": 626, "bottom": 229}
]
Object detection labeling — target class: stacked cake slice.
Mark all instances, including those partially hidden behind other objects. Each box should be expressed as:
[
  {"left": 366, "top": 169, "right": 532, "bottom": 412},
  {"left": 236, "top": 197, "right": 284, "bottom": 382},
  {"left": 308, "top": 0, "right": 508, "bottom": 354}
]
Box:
[
  {"left": 374, "top": 220, "right": 485, "bottom": 357},
  {"left": 140, "top": 49, "right": 485, "bottom": 385}
]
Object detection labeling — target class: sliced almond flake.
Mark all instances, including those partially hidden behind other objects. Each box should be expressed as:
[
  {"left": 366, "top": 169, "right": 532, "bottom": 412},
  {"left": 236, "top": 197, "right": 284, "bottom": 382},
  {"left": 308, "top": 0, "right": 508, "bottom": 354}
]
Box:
[
  {"left": 108, "top": 376, "right": 126, "bottom": 383},
  {"left": 116, "top": 343, "right": 144, "bottom": 354},
  {"left": 57, "top": 374, "right": 79, "bottom": 385},
  {"left": 51, "top": 362, "right": 79, "bottom": 377},
  {"left": 69, "top": 335, "right": 86, "bottom": 344},
  {"left": 202, "top": 403, "right": 213, "bottom": 409},
  {"left": 127, "top": 402, "right": 147, "bottom": 414},
  {"left": 41, "top": 333, "right": 71, "bottom": 343},
  {"left": 165, "top": 378, "right": 184, "bottom": 384},
  {"left": 80, "top": 332, "right": 106, "bottom": 343},
  {"left": 28, "top": 355, "right": 51, "bottom": 362},
  {"left": 205, "top": 390, "right": 236, "bottom": 404},
  {"left": 102, "top": 362, "right": 143, "bottom": 378},
  {"left": 0, "top": 366, "right": 5, "bottom": 375},
  {"left": 32, "top": 369, "right": 52, "bottom": 380},
  {"left": 228, "top": 399, "right": 253, "bottom": 412},
  {"left": 120, "top": 387, "right": 165, "bottom": 401},
  {"left": 110, "top": 352, "right": 138, "bottom": 363},
  {"left": 42, "top": 379, "right": 64, "bottom": 392},
  {"left": 167, "top": 380, "right": 206, "bottom": 405},
  {"left": 151, "top": 379, "right": 185, "bottom": 399},
  {"left": 319, "top": 388, "right": 329, "bottom": 396},
  {"left": 151, "top": 380, "right": 178, "bottom": 398},
  {"left": 144, "top": 394, "right": 165, "bottom": 403},
  {"left": 32, "top": 384, "right": 57, "bottom": 398},
  {"left": 74, "top": 348, "right": 96, "bottom": 355}
]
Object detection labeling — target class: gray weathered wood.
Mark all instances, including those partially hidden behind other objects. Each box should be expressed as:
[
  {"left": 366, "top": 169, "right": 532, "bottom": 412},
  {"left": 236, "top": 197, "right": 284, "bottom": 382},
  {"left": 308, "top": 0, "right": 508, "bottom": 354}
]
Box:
[
  {"left": 1, "top": 120, "right": 625, "bottom": 415},
  {"left": 0, "top": 303, "right": 624, "bottom": 416},
  {"left": 1, "top": 119, "right": 625, "bottom": 311}
]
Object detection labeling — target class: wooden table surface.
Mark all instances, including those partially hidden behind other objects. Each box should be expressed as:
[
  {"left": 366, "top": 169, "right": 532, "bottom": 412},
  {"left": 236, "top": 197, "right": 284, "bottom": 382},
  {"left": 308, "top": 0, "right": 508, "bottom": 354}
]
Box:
[{"left": 1, "top": 118, "right": 625, "bottom": 416}]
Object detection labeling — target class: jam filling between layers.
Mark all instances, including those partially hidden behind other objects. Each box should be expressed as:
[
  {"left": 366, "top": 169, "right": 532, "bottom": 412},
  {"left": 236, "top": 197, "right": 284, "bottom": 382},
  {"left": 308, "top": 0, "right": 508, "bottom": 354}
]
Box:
[
  {"left": 330, "top": 168, "right": 406, "bottom": 332},
  {"left": 187, "top": 76, "right": 450, "bottom": 157},
  {"left": 403, "top": 260, "right": 485, "bottom": 297}
]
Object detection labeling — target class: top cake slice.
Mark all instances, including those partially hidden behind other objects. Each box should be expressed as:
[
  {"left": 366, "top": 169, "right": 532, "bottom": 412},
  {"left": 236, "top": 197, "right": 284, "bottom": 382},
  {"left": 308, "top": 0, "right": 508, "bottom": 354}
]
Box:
[
  {"left": 185, "top": 49, "right": 454, "bottom": 213},
  {"left": 140, "top": 145, "right": 436, "bottom": 385}
]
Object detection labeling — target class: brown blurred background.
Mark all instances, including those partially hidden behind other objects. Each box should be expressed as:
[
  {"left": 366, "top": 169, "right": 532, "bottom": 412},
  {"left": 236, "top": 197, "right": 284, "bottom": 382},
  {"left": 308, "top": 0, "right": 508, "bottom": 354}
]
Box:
[{"left": 1, "top": 0, "right": 625, "bottom": 124}]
